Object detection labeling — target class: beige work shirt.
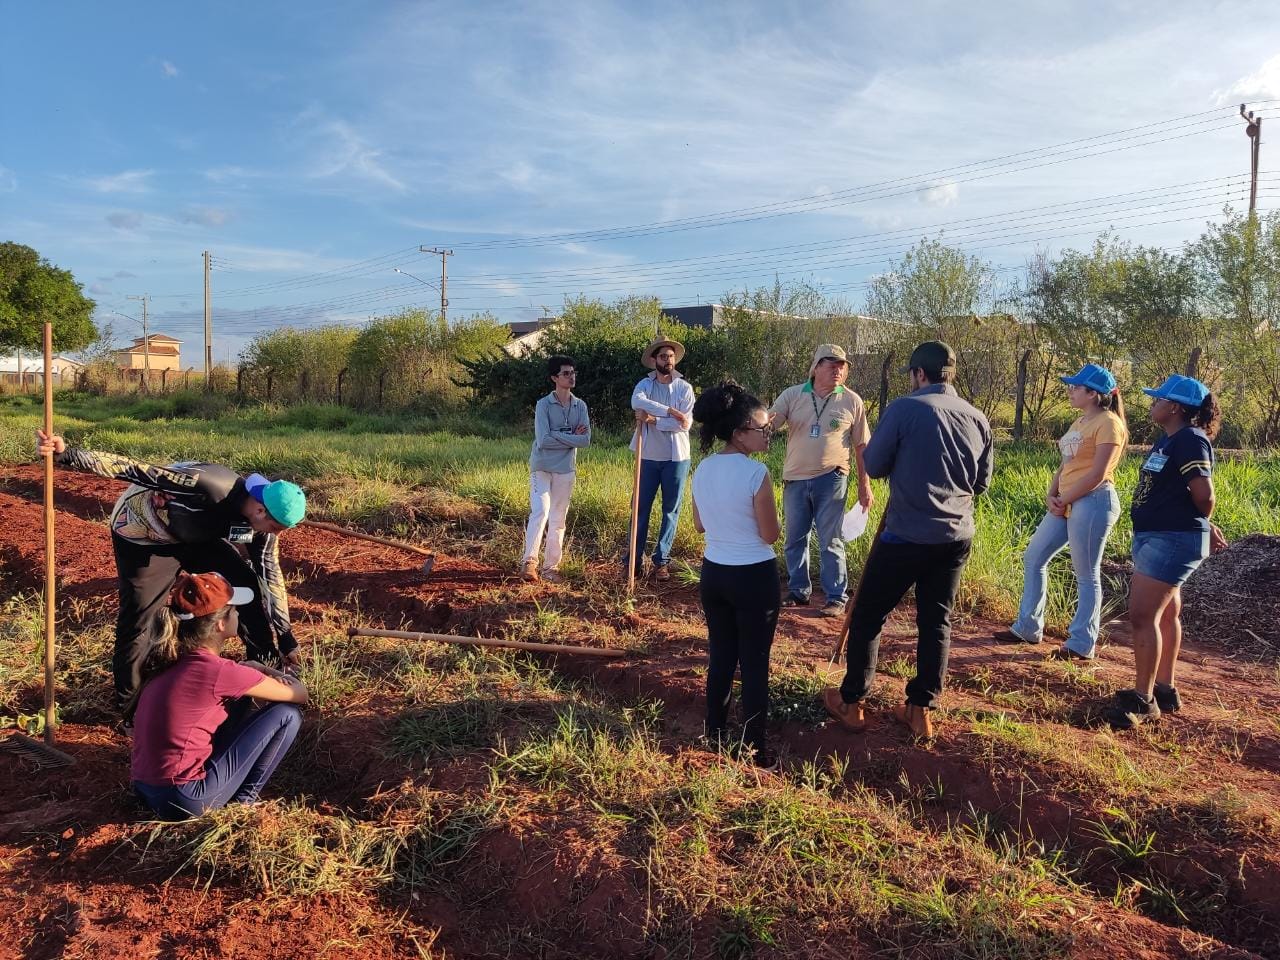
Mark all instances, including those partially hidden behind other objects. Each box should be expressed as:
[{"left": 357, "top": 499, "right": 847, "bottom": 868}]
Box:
[{"left": 770, "top": 381, "right": 871, "bottom": 482}]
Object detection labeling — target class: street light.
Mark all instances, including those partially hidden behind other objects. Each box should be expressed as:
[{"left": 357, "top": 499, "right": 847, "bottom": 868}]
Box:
[{"left": 393, "top": 267, "right": 439, "bottom": 291}]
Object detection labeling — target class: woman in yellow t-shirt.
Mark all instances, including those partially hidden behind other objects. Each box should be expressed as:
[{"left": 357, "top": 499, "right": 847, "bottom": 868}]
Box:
[{"left": 995, "top": 363, "right": 1128, "bottom": 659}]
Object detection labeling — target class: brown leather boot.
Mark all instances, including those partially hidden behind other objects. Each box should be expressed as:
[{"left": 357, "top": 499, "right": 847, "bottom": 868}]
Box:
[
  {"left": 822, "top": 688, "right": 867, "bottom": 732},
  {"left": 520, "top": 560, "right": 539, "bottom": 583},
  {"left": 891, "top": 701, "right": 934, "bottom": 738}
]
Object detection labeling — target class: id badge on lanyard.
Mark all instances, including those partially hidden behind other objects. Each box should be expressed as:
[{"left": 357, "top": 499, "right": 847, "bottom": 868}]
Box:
[
  {"left": 228, "top": 524, "right": 254, "bottom": 544},
  {"left": 809, "top": 423, "right": 821, "bottom": 439}
]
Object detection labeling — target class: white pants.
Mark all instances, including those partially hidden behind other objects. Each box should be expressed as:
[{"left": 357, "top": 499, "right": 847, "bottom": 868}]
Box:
[{"left": 523, "top": 470, "right": 575, "bottom": 570}]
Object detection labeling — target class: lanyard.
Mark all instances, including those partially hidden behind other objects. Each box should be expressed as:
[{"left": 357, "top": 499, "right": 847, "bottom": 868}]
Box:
[{"left": 810, "top": 389, "right": 835, "bottom": 426}]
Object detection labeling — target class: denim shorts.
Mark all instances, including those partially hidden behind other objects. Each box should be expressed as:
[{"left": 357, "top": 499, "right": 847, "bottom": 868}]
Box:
[{"left": 1131, "top": 530, "right": 1209, "bottom": 587}]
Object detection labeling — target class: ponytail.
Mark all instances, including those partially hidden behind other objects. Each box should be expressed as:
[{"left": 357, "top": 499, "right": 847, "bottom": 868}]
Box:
[
  {"left": 1189, "top": 393, "right": 1221, "bottom": 441},
  {"left": 1097, "top": 386, "right": 1125, "bottom": 424}
]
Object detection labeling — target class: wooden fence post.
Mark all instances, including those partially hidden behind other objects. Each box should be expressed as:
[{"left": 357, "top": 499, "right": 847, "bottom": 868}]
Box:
[
  {"left": 878, "top": 352, "right": 893, "bottom": 417},
  {"left": 185, "top": 367, "right": 193, "bottom": 390},
  {"left": 1013, "top": 349, "right": 1032, "bottom": 441},
  {"left": 1185, "top": 346, "right": 1202, "bottom": 379},
  {"left": 161, "top": 368, "right": 170, "bottom": 392},
  {"left": 337, "top": 367, "right": 348, "bottom": 405},
  {"left": 266, "top": 369, "right": 274, "bottom": 401},
  {"left": 299, "top": 369, "right": 310, "bottom": 400},
  {"left": 378, "top": 370, "right": 387, "bottom": 407},
  {"left": 236, "top": 365, "right": 246, "bottom": 396}
]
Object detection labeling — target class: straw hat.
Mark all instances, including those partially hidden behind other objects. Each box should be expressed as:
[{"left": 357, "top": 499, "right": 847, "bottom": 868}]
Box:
[
  {"left": 808, "top": 343, "right": 848, "bottom": 377},
  {"left": 642, "top": 336, "right": 686, "bottom": 369}
]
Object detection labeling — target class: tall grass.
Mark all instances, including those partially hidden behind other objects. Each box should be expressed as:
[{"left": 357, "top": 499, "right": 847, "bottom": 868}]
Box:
[{"left": 4, "top": 394, "right": 1278, "bottom": 630}]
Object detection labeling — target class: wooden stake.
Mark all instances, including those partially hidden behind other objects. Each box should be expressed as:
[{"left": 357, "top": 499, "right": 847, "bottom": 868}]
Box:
[
  {"left": 300, "top": 520, "right": 435, "bottom": 559},
  {"left": 626, "top": 420, "right": 646, "bottom": 594},
  {"left": 348, "top": 626, "right": 625, "bottom": 658},
  {"left": 42, "top": 322, "right": 57, "bottom": 745}
]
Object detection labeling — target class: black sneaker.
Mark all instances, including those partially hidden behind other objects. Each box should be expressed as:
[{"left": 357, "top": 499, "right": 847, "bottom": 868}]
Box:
[
  {"left": 1153, "top": 683, "right": 1182, "bottom": 713},
  {"left": 781, "top": 593, "right": 809, "bottom": 608},
  {"left": 1103, "top": 689, "right": 1162, "bottom": 730}
]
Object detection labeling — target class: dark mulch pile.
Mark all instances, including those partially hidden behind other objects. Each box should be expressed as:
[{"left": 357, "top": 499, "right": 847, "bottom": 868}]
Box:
[{"left": 1182, "top": 533, "right": 1280, "bottom": 661}]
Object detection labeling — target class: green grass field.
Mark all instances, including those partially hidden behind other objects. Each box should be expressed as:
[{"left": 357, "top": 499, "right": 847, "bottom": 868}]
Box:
[{"left": 3, "top": 390, "right": 1278, "bottom": 631}]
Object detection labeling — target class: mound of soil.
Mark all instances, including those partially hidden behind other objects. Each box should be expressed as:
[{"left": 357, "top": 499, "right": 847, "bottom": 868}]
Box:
[{"left": 1182, "top": 534, "right": 1280, "bottom": 661}]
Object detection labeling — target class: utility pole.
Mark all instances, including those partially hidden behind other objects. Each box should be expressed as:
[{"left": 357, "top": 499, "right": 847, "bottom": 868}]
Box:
[
  {"left": 1240, "top": 104, "right": 1263, "bottom": 217},
  {"left": 127, "top": 293, "right": 151, "bottom": 390},
  {"left": 203, "top": 251, "right": 213, "bottom": 391},
  {"left": 419, "top": 246, "right": 453, "bottom": 322}
]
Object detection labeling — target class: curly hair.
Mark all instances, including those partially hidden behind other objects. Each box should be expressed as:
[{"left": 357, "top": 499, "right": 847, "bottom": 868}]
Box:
[
  {"left": 691, "top": 380, "right": 764, "bottom": 453},
  {"left": 1184, "top": 393, "right": 1222, "bottom": 441}
]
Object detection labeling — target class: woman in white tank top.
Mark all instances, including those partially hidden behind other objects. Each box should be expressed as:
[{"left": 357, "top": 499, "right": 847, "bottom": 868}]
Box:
[{"left": 690, "top": 382, "right": 782, "bottom": 769}]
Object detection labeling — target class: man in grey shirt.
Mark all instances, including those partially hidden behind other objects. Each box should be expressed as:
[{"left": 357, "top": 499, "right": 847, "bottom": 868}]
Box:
[
  {"left": 823, "top": 340, "right": 992, "bottom": 739},
  {"left": 522, "top": 355, "right": 590, "bottom": 583}
]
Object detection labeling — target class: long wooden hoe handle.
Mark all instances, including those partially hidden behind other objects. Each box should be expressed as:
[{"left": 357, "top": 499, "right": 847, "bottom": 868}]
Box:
[
  {"left": 348, "top": 626, "right": 625, "bottom": 658},
  {"left": 42, "top": 322, "right": 57, "bottom": 745},
  {"left": 300, "top": 519, "right": 434, "bottom": 558},
  {"left": 626, "top": 422, "right": 645, "bottom": 595},
  {"left": 831, "top": 503, "right": 889, "bottom": 664}
]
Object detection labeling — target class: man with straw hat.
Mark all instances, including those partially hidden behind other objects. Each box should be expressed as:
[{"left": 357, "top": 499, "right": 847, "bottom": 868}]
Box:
[
  {"left": 624, "top": 335, "right": 695, "bottom": 582},
  {"left": 768, "top": 344, "right": 873, "bottom": 617},
  {"left": 35, "top": 430, "right": 306, "bottom": 716}
]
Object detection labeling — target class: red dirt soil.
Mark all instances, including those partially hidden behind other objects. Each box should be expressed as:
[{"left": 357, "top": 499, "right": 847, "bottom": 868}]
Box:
[{"left": 2, "top": 463, "right": 1279, "bottom": 959}]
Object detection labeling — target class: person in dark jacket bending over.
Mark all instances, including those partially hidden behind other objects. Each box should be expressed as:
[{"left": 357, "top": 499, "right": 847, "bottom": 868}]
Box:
[
  {"left": 36, "top": 430, "right": 306, "bottom": 715},
  {"left": 822, "top": 341, "right": 993, "bottom": 739}
]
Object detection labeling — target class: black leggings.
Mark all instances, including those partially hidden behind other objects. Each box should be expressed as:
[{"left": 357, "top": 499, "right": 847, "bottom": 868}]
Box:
[
  {"left": 112, "top": 534, "right": 278, "bottom": 715},
  {"left": 699, "top": 557, "right": 781, "bottom": 751}
]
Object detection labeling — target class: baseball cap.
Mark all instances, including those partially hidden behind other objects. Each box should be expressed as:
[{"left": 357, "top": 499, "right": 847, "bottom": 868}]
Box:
[
  {"left": 808, "top": 343, "right": 849, "bottom": 377},
  {"left": 169, "top": 571, "right": 254, "bottom": 620},
  {"left": 900, "top": 340, "right": 957, "bottom": 374},
  {"left": 1060, "top": 362, "right": 1117, "bottom": 395},
  {"left": 1142, "top": 374, "right": 1209, "bottom": 409},
  {"left": 244, "top": 473, "right": 307, "bottom": 527}
]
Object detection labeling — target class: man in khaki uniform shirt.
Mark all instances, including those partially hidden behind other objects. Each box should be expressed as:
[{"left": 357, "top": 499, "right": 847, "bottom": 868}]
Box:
[{"left": 769, "top": 344, "right": 873, "bottom": 616}]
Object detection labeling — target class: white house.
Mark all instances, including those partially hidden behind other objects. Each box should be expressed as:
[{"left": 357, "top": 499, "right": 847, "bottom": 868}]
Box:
[{"left": 0, "top": 353, "right": 84, "bottom": 385}]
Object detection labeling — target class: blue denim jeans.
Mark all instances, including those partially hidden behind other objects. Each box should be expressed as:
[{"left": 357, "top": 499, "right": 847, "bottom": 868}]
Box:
[
  {"left": 134, "top": 700, "right": 304, "bottom": 820},
  {"left": 1012, "top": 484, "right": 1121, "bottom": 657},
  {"left": 782, "top": 468, "right": 849, "bottom": 603},
  {"left": 625, "top": 458, "right": 691, "bottom": 571}
]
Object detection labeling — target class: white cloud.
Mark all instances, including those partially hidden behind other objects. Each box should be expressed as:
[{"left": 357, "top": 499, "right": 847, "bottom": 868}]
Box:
[
  {"left": 1215, "top": 53, "right": 1280, "bottom": 104},
  {"left": 84, "top": 169, "right": 154, "bottom": 194},
  {"left": 89, "top": 283, "right": 111, "bottom": 294},
  {"left": 294, "top": 108, "right": 406, "bottom": 192},
  {"left": 180, "top": 207, "right": 232, "bottom": 227},
  {"left": 919, "top": 181, "right": 960, "bottom": 207},
  {"left": 106, "top": 211, "right": 144, "bottom": 230},
  {"left": 161, "top": 60, "right": 179, "bottom": 78},
  {"left": 204, "top": 165, "right": 260, "bottom": 183},
  {"left": 0, "top": 165, "right": 15, "bottom": 192}
]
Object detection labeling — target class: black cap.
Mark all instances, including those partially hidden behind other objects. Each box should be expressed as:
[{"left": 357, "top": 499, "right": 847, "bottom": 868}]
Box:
[{"left": 900, "top": 340, "right": 956, "bottom": 374}]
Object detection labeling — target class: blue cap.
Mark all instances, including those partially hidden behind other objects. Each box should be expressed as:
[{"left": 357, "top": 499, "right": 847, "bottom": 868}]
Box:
[
  {"left": 244, "top": 473, "right": 306, "bottom": 528},
  {"left": 1142, "top": 374, "right": 1209, "bottom": 409},
  {"left": 1060, "top": 363, "right": 1116, "bottom": 395}
]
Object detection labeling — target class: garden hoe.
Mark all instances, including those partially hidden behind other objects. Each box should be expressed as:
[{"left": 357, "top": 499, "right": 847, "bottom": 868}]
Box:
[
  {"left": 830, "top": 503, "right": 889, "bottom": 667},
  {"left": 1, "top": 323, "right": 75, "bottom": 769},
  {"left": 300, "top": 520, "right": 435, "bottom": 576},
  {"left": 625, "top": 412, "right": 651, "bottom": 595}
]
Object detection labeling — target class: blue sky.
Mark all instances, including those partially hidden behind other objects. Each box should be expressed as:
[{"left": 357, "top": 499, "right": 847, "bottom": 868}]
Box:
[{"left": 2, "top": 1, "right": 1278, "bottom": 361}]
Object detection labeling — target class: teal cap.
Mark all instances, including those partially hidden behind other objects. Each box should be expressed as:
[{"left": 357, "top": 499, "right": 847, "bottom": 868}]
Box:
[
  {"left": 263, "top": 480, "right": 306, "bottom": 527},
  {"left": 245, "top": 473, "right": 306, "bottom": 527}
]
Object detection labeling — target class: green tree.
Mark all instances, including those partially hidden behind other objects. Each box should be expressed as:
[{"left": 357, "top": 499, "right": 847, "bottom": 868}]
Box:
[
  {"left": 862, "top": 238, "right": 1023, "bottom": 418},
  {"left": 0, "top": 242, "right": 97, "bottom": 351},
  {"left": 1193, "top": 208, "right": 1280, "bottom": 444}
]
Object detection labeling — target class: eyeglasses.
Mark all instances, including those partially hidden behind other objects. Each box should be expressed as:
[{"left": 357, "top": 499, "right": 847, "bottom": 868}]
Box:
[
  {"left": 556, "top": 371, "right": 577, "bottom": 378},
  {"left": 742, "top": 425, "right": 773, "bottom": 436}
]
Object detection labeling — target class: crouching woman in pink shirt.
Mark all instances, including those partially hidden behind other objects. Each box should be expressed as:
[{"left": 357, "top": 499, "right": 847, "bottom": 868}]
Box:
[{"left": 131, "top": 571, "right": 309, "bottom": 820}]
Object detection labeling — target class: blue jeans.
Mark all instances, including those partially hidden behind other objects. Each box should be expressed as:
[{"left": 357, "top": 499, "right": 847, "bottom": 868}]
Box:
[
  {"left": 1132, "top": 530, "right": 1208, "bottom": 586},
  {"left": 1012, "top": 484, "right": 1121, "bottom": 657},
  {"left": 626, "top": 458, "right": 690, "bottom": 571},
  {"left": 782, "top": 469, "right": 849, "bottom": 603},
  {"left": 134, "top": 700, "right": 303, "bottom": 820}
]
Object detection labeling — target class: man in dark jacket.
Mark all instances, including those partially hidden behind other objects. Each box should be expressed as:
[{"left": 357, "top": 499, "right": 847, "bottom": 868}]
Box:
[
  {"left": 36, "top": 430, "right": 306, "bottom": 715},
  {"left": 821, "top": 341, "right": 993, "bottom": 739}
]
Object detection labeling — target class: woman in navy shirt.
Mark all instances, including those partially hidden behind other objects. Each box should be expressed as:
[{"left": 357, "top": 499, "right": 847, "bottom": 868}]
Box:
[{"left": 1105, "top": 374, "right": 1226, "bottom": 729}]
